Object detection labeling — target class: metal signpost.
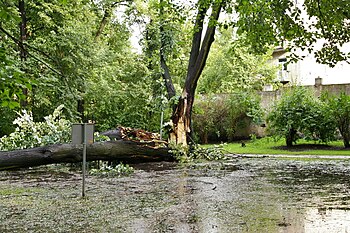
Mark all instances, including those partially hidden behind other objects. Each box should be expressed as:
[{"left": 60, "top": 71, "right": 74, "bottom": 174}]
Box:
[{"left": 72, "top": 123, "right": 94, "bottom": 197}]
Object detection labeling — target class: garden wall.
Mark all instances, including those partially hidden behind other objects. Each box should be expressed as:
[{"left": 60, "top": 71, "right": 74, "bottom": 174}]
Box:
[{"left": 259, "top": 78, "right": 350, "bottom": 110}]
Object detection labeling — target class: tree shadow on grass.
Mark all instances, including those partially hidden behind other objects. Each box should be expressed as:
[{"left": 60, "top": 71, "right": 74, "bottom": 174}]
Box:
[{"left": 273, "top": 144, "right": 348, "bottom": 152}]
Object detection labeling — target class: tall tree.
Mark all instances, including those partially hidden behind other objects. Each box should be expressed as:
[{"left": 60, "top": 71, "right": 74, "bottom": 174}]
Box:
[
  {"left": 152, "top": 0, "right": 350, "bottom": 146},
  {"left": 0, "top": 1, "right": 30, "bottom": 108},
  {"left": 157, "top": 0, "right": 225, "bottom": 146}
]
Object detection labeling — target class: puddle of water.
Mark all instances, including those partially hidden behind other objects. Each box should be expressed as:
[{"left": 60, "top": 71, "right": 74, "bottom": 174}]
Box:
[
  {"left": 304, "top": 208, "right": 350, "bottom": 233},
  {"left": 0, "top": 159, "right": 350, "bottom": 232}
]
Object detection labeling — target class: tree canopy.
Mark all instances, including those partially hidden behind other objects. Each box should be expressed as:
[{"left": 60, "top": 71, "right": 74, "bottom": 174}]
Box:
[
  {"left": 236, "top": 0, "right": 350, "bottom": 66},
  {"left": 0, "top": 0, "right": 349, "bottom": 145}
]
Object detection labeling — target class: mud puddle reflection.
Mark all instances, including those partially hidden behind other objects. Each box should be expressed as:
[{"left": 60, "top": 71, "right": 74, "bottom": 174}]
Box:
[{"left": 1, "top": 158, "right": 350, "bottom": 232}]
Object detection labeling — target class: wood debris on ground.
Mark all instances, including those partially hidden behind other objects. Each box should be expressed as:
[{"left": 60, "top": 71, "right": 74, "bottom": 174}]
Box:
[{"left": 101, "top": 126, "right": 167, "bottom": 148}]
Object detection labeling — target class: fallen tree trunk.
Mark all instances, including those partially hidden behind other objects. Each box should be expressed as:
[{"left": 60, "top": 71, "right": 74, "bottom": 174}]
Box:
[{"left": 0, "top": 140, "right": 174, "bottom": 170}]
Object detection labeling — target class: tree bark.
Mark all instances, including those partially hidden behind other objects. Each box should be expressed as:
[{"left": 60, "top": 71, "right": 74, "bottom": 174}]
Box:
[
  {"left": 286, "top": 128, "right": 296, "bottom": 147},
  {"left": 18, "top": 0, "right": 28, "bottom": 107},
  {"left": 19, "top": 0, "right": 27, "bottom": 61},
  {"left": 0, "top": 141, "right": 174, "bottom": 170},
  {"left": 169, "top": 1, "right": 223, "bottom": 146},
  {"left": 338, "top": 119, "right": 350, "bottom": 148},
  {"left": 77, "top": 98, "right": 85, "bottom": 122},
  {"left": 95, "top": 9, "right": 111, "bottom": 41}
]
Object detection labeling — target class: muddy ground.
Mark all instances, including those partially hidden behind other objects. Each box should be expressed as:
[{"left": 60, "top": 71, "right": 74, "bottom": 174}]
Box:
[{"left": 1, "top": 158, "right": 350, "bottom": 232}]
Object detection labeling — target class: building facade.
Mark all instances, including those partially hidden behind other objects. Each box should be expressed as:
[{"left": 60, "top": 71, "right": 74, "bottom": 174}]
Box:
[{"left": 268, "top": 44, "right": 350, "bottom": 87}]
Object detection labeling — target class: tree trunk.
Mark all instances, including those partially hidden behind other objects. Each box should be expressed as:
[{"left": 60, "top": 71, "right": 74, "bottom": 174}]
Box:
[
  {"left": 169, "top": 90, "right": 194, "bottom": 145},
  {"left": 286, "top": 128, "right": 296, "bottom": 147},
  {"left": 159, "top": 0, "right": 176, "bottom": 100},
  {"left": 18, "top": 0, "right": 28, "bottom": 107},
  {"left": 338, "top": 120, "right": 350, "bottom": 148},
  {"left": 168, "top": 2, "right": 223, "bottom": 146},
  {"left": 343, "top": 138, "right": 350, "bottom": 148},
  {"left": 77, "top": 98, "right": 85, "bottom": 122},
  {"left": 0, "top": 141, "right": 174, "bottom": 170},
  {"left": 202, "top": 131, "right": 208, "bottom": 144},
  {"left": 19, "top": 0, "right": 27, "bottom": 61},
  {"left": 341, "top": 129, "right": 350, "bottom": 148},
  {"left": 95, "top": 9, "right": 110, "bottom": 41}
]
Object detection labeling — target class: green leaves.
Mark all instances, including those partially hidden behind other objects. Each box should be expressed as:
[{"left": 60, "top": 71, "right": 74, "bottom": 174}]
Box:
[
  {"left": 0, "top": 105, "right": 71, "bottom": 151},
  {"left": 198, "top": 30, "right": 277, "bottom": 94},
  {"left": 84, "top": 50, "right": 164, "bottom": 132},
  {"left": 90, "top": 163, "right": 134, "bottom": 177},
  {"left": 323, "top": 92, "right": 350, "bottom": 147},
  {"left": 235, "top": 0, "right": 350, "bottom": 66},
  {"left": 0, "top": 46, "right": 30, "bottom": 109},
  {"left": 193, "top": 91, "right": 263, "bottom": 142},
  {"left": 268, "top": 87, "right": 337, "bottom": 146},
  {"left": 0, "top": 1, "right": 20, "bottom": 22}
]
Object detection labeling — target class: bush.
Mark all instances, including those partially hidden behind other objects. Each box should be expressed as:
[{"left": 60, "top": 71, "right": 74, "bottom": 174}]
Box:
[
  {"left": 192, "top": 95, "right": 226, "bottom": 143},
  {"left": 0, "top": 105, "right": 71, "bottom": 151},
  {"left": 323, "top": 92, "right": 350, "bottom": 148},
  {"left": 0, "top": 107, "right": 16, "bottom": 137},
  {"left": 267, "top": 87, "right": 336, "bottom": 147},
  {"left": 192, "top": 91, "right": 263, "bottom": 143}
]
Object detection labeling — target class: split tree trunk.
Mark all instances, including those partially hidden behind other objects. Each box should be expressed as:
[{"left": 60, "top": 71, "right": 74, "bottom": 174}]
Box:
[
  {"left": 0, "top": 140, "right": 173, "bottom": 170},
  {"left": 168, "top": 2, "right": 223, "bottom": 146},
  {"left": 169, "top": 90, "right": 194, "bottom": 145}
]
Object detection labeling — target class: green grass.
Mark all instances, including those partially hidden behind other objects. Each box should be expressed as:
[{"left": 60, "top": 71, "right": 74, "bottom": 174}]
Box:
[{"left": 216, "top": 137, "right": 350, "bottom": 156}]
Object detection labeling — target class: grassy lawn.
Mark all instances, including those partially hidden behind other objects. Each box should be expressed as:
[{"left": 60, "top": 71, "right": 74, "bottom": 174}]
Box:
[{"left": 217, "top": 137, "right": 350, "bottom": 156}]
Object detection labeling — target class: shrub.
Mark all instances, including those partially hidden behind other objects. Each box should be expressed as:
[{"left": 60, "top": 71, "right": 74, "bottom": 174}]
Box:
[
  {"left": 192, "top": 91, "right": 263, "bottom": 143},
  {"left": 192, "top": 95, "right": 226, "bottom": 143},
  {"left": 0, "top": 107, "right": 16, "bottom": 137},
  {"left": 0, "top": 105, "right": 71, "bottom": 151},
  {"left": 267, "top": 87, "right": 336, "bottom": 147},
  {"left": 323, "top": 92, "right": 350, "bottom": 148}
]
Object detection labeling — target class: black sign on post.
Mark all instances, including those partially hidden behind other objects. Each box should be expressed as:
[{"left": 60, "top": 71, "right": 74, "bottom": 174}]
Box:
[{"left": 72, "top": 123, "right": 94, "bottom": 197}]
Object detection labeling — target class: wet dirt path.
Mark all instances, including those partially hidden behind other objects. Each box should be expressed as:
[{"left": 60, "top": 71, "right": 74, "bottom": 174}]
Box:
[{"left": 1, "top": 158, "right": 350, "bottom": 232}]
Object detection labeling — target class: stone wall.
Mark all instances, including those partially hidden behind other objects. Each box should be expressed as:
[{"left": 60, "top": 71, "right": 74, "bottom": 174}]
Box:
[{"left": 259, "top": 78, "right": 350, "bottom": 110}]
